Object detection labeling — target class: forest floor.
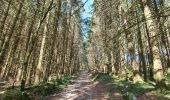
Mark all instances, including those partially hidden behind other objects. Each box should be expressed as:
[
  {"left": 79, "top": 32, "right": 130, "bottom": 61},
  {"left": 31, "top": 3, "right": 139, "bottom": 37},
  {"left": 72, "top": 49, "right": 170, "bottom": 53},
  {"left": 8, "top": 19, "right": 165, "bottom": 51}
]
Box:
[
  {"left": 0, "top": 79, "right": 11, "bottom": 96},
  {"left": 45, "top": 70, "right": 115, "bottom": 100},
  {"left": 46, "top": 70, "right": 170, "bottom": 100},
  {"left": 0, "top": 70, "right": 170, "bottom": 100}
]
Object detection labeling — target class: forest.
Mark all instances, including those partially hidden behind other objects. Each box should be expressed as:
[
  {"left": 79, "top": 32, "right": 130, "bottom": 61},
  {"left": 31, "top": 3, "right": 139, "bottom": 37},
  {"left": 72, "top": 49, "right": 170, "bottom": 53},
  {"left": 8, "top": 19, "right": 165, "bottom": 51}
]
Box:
[{"left": 0, "top": 0, "right": 170, "bottom": 100}]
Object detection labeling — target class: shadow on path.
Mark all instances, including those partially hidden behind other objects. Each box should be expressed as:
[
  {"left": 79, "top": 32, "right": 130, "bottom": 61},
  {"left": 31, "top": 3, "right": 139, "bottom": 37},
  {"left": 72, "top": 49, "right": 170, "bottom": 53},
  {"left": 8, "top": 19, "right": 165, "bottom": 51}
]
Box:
[{"left": 45, "top": 70, "right": 109, "bottom": 100}]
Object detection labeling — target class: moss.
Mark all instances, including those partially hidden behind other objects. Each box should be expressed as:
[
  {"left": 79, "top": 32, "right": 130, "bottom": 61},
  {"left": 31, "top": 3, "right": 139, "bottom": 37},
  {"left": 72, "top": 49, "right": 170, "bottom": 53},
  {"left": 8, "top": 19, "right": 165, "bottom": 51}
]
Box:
[
  {"left": 122, "top": 92, "right": 137, "bottom": 100},
  {"left": 3, "top": 89, "right": 30, "bottom": 100},
  {"left": 93, "top": 73, "right": 113, "bottom": 82},
  {"left": 2, "top": 75, "right": 74, "bottom": 100},
  {"left": 93, "top": 73, "right": 170, "bottom": 99}
]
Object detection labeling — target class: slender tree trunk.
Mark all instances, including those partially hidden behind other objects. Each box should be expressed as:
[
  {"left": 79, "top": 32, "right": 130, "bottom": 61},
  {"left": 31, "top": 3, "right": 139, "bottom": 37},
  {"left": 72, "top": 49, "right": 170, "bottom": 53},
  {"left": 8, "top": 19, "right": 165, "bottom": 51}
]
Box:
[
  {"left": 0, "top": 0, "right": 25, "bottom": 67},
  {"left": 20, "top": 10, "right": 42, "bottom": 90},
  {"left": 167, "top": 24, "right": 170, "bottom": 75},
  {"left": 132, "top": 26, "right": 143, "bottom": 83},
  {"left": 5, "top": 12, "right": 27, "bottom": 79},
  {"left": 135, "top": 6, "right": 147, "bottom": 81},
  {"left": 43, "top": 0, "right": 61, "bottom": 82},
  {"left": 141, "top": 0, "right": 164, "bottom": 82},
  {"left": 35, "top": 12, "right": 50, "bottom": 84},
  {"left": 0, "top": 0, "right": 12, "bottom": 47}
]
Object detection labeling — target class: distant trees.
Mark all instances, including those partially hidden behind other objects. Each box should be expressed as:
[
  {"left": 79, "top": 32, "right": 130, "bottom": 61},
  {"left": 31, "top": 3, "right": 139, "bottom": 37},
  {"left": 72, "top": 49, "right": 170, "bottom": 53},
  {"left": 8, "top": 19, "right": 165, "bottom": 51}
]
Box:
[
  {"left": 1, "top": 0, "right": 170, "bottom": 92},
  {"left": 0, "top": 0, "right": 83, "bottom": 90},
  {"left": 88, "top": 0, "right": 170, "bottom": 87}
]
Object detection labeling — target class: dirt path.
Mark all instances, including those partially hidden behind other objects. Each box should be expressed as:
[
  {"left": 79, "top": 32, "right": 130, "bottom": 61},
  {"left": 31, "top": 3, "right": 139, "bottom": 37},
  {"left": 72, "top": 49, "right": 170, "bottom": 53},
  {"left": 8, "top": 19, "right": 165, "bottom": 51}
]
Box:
[{"left": 46, "top": 70, "right": 109, "bottom": 100}]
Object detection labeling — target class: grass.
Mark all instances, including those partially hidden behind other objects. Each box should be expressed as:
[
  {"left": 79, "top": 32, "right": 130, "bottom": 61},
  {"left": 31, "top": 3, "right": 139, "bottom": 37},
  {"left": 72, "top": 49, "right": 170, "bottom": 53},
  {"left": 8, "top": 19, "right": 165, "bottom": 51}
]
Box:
[
  {"left": 92, "top": 73, "right": 170, "bottom": 100},
  {"left": 2, "top": 75, "right": 76, "bottom": 100}
]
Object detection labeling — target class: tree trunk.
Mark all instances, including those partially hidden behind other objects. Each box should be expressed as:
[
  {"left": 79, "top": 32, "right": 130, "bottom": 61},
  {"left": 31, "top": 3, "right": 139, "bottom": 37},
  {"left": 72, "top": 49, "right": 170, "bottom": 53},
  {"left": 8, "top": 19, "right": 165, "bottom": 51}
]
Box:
[
  {"left": 43, "top": 0, "right": 61, "bottom": 82},
  {"left": 35, "top": 12, "right": 50, "bottom": 84},
  {"left": 0, "top": 0, "right": 25, "bottom": 70},
  {"left": 141, "top": 0, "right": 164, "bottom": 82}
]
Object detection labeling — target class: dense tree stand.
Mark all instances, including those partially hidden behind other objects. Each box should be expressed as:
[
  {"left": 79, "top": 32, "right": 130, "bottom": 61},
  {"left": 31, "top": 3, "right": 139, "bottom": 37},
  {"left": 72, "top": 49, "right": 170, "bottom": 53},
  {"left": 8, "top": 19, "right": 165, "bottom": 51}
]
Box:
[{"left": 0, "top": 0, "right": 170, "bottom": 100}]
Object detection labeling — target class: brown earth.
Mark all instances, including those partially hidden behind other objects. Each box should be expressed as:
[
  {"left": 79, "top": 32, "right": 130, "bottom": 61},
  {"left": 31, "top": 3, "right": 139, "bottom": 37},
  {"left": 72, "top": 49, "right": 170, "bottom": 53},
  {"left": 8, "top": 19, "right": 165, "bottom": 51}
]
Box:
[{"left": 45, "top": 70, "right": 123, "bottom": 100}]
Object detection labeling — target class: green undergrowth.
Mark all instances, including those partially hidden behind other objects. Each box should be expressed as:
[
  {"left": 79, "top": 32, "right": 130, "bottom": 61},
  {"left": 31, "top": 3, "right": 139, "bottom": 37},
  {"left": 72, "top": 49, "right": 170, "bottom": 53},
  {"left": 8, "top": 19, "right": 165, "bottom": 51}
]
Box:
[
  {"left": 92, "top": 73, "right": 170, "bottom": 100},
  {"left": 2, "top": 75, "right": 77, "bottom": 100},
  {"left": 165, "top": 75, "right": 170, "bottom": 82}
]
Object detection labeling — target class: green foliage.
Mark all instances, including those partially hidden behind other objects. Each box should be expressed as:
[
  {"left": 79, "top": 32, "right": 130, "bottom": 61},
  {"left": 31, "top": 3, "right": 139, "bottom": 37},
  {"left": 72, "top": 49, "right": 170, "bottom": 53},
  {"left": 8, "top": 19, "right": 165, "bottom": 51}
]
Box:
[
  {"left": 88, "top": 29, "right": 94, "bottom": 37},
  {"left": 126, "top": 69, "right": 133, "bottom": 78},
  {"left": 93, "top": 73, "right": 113, "bottom": 82},
  {"left": 31, "top": 82, "right": 61, "bottom": 96},
  {"left": 2, "top": 76, "right": 73, "bottom": 100},
  {"left": 165, "top": 75, "right": 170, "bottom": 82},
  {"left": 81, "top": 41, "right": 88, "bottom": 67},
  {"left": 31, "top": 77, "right": 71, "bottom": 96},
  {"left": 3, "top": 89, "right": 21, "bottom": 100},
  {"left": 93, "top": 73, "right": 170, "bottom": 99},
  {"left": 3, "top": 89, "right": 30, "bottom": 100},
  {"left": 122, "top": 92, "right": 137, "bottom": 100},
  {"left": 162, "top": 91, "right": 170, "bottom": 98},
  {"left": 56, "top": 77, "right": 71, "bottom": 86}
]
